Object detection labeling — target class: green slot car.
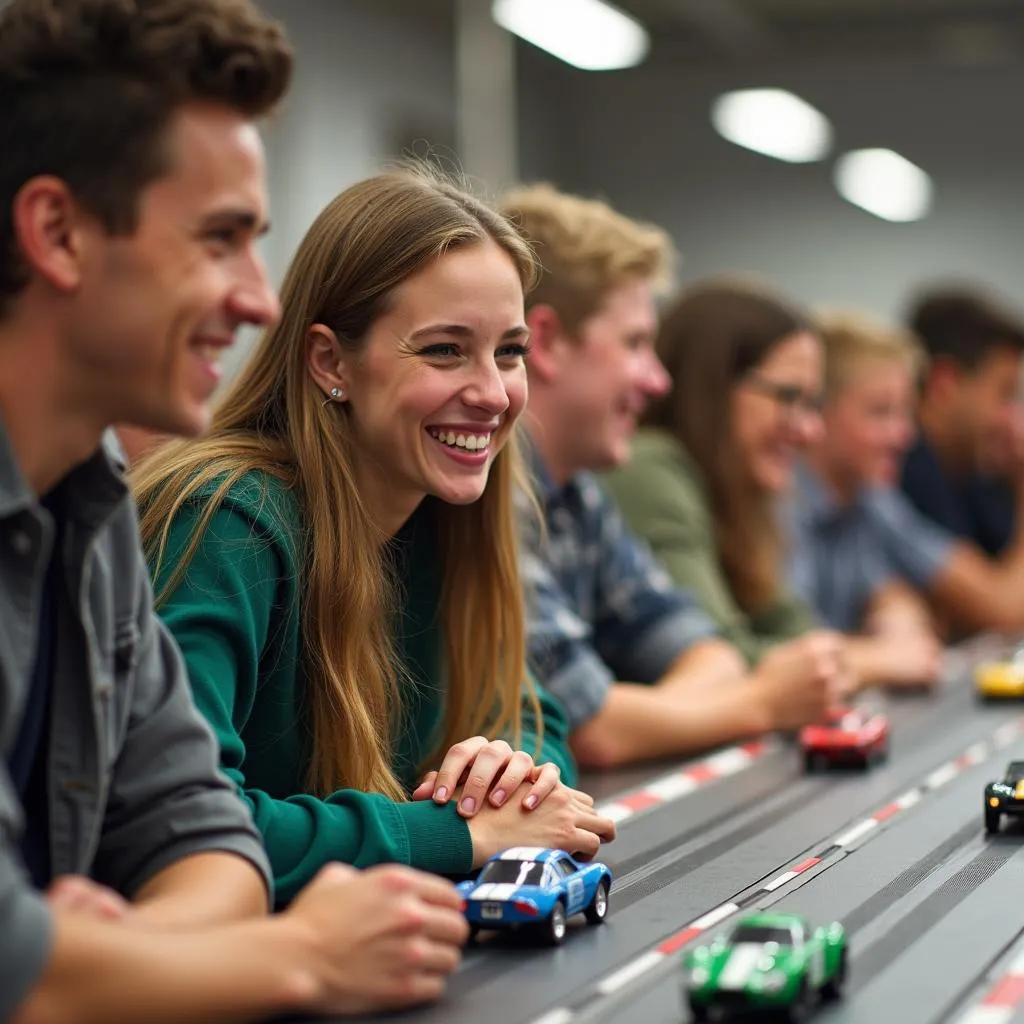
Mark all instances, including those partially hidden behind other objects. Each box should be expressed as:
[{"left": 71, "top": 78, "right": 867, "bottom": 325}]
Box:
[
  {"left": 682, "top": 912, "right": 847, "bottom": 1022},
  {"left": 984, "top": 760, "right": 1024, "bottom": 834}
]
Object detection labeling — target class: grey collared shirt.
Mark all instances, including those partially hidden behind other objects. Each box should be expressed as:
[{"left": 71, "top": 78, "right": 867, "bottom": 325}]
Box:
[
  {"left": 0, "top": 424, "right": 271, "bottom": 1017},
  {"left": 784, "top": 460, "right": 955, "bottom": 632}
]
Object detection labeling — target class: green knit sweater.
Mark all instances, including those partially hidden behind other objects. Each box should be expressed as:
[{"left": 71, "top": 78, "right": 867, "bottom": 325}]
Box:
[
  {"left": 149, "top": 470, "right": 577, "bottom": 906},
  {"left": 603, "top": 429, "right": 819, "bottom": 666}
]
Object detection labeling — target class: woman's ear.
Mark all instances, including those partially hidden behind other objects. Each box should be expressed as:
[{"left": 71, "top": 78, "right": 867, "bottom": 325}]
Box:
[{"left": 307, "top": 324, "right": 348, "bottom": 401}]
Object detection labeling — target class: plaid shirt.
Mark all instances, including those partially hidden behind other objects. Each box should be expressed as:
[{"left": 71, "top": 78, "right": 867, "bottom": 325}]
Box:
[{"left": 521, "top": 450, "right": 719, "bottom": 729}]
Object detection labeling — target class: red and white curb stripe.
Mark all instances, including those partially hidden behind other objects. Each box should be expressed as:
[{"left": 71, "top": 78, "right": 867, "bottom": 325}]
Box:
[
  {"left": 596, "top": 740, "right": 775, "bottom": 826},
  {"left": 955, "top": 944, "right": 1024, "bottom": 1024},
  {"left": 526, "top": 717, "right": 1024, "bottom": 1024}
]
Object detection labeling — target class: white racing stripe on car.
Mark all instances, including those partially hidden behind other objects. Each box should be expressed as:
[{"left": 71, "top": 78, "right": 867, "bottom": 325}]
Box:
[
  {"left": 471, "top": 884, "right": 516, "bottom": 901},
  {"left": 717, "top": 944, "right": 765, "bottom": 990},
  {"left": 498, "top": 846, "right": 546, "bottom": 861}
]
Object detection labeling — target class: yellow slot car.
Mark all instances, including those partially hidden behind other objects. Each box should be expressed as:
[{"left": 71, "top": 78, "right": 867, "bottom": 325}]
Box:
[{"left": 975, "top": 658, "right": 1024, "bottom": 699}]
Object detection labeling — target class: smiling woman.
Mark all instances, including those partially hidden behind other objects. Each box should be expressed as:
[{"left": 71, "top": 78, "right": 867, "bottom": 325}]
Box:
[
  {"left": 130, "top": 164, "right": 614, "bottom": 905},
  {"left": 602, "top": 278, "right": 828, "bottom": 665}
]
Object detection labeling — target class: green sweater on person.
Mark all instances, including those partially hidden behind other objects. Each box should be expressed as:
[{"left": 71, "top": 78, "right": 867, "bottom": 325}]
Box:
[
  {"left": 602, "top": 428, "right": 818, "bottom": 666},
  {"left": 149, "top": 470, "right": 577, "bottom": 906}
]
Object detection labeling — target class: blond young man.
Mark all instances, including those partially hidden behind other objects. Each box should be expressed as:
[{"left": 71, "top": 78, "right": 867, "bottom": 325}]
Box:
[
  {"left": 794, "top": 311, "right": 1024, "bottom": 638},
  {"left": 501, "top": 185, "right": 845, "bottom": 769}
]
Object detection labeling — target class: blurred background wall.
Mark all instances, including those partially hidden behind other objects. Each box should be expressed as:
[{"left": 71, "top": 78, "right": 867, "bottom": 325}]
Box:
[{"left": 12, "top": 0, "right": 1012, "bottom": 375}]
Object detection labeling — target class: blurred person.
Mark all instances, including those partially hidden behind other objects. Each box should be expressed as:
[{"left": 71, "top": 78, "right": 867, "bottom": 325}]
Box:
[
  {"left": 0, "top": 1, "right": 470, "bottom": 1021},
  {"left": 133, "top": 167, "right": 616, "bottom": 907},
  {"left": 794, "top": 311, "right": 1024, "bottom": 639},
  {"left": 901, "top": 287, "right": 1024, "bottom": 556},
  {"left": 604, "top": 280, "right": 941, "bottom": 691},
  {"left": 499, "top": 185, "right": 846, "bottom": 771}
]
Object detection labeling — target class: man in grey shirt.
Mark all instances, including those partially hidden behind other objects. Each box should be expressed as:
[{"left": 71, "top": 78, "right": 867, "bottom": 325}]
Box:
[{"left": 1, "top": 1, "right": 466, "bottom": 1021}]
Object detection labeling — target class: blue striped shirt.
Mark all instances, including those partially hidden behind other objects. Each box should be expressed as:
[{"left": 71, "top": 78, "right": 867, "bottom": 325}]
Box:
[{"left": 785, "top": 460, "right": 955, "bottom": 632}]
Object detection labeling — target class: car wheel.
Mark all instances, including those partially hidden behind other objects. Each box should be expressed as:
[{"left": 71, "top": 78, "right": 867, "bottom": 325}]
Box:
[
  {"left": 541, "top": 900, "right": 567, "bottom": 945},
  {"left": 805, "top": 752, "right": 828, "bottom": 772},
  {"left": 786, "top": 980, "right": 813, "bottom": 1023},
  {"left": 468, "top": 923, "right": 480, "bottom": 943},
  {"left": 584, "top": 878, "right": 610, "bottom": 925},
  {"left": 986, "top": 808, "right": 1002, "bottom": 835},
  {"left": 822, "top": 949, "right": 847, "bottom": 1000},
  {"left": 687, "top": 1000, "right": 710, "bottom": 1023}
]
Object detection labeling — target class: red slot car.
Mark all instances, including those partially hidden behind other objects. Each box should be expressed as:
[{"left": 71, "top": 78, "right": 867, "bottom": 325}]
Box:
[{"left": 800, "top": 706, "right": 889, "bottom": 771}]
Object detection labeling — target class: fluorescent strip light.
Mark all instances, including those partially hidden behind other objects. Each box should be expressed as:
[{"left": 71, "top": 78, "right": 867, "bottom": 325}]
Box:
[
  {"left": 710, "top": 88, "right": 833, "bottom": 163},
  {"left": 834, "top": 148, "right": 933, "bottom": 223},
  {"left": 492, "top": 0, "right": 649, "bottom": 71}
]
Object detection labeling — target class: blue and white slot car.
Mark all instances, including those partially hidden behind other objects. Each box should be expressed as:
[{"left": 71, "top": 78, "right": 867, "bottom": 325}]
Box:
[{"left": 457, "top": 846, "right": 612, "bottom": 945}]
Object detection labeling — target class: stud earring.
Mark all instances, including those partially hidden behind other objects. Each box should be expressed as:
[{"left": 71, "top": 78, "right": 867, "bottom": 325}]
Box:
[{"left": 322, "top": 385, "right": 345, "bottom": 408}]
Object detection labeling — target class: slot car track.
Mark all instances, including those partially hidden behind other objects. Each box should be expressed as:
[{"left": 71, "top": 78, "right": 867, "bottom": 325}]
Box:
[{"left": 303, "top": 639, "right": 1024, "bottom": 1024}]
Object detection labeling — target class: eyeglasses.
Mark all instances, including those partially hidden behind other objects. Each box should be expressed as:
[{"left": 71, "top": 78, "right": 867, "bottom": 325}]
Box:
[{"left": 742, "top": 374, "right": 825, "bottom": 418}]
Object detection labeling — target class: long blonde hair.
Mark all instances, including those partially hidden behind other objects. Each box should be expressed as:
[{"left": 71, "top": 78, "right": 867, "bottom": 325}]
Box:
[{"left": 133, "top": 166, "right": 542, "bottom": 801}]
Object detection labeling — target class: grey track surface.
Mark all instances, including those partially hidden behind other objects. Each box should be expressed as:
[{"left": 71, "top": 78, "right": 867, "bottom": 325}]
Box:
[{"left": 293, "top": 642, "right": 1024, "bottom": 1024}]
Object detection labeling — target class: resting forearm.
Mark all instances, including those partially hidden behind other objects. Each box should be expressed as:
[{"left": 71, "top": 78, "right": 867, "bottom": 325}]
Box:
[
  {"left": 133, "top": 852, "right": 269, "bottom": 928},
  {"left": 570, "top": 680, "right": 769, "bottom": 768},
  {"left": 932, "top": 544, "right": 1024, "bottom": 633},
  {"left": 12, "top": 912, "right": 313, "bottom": 1024},
  {"left": 657, "top": 638, "right": 746, "bottom": 696},
  {"left": 843, "top": 636, "right": 896, "bottom": 689}
]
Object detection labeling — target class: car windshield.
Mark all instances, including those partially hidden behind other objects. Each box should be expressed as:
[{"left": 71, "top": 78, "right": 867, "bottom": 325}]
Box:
[
  {"left": 731, "top": 925, "right": 794, "bottom": 946},
  {"left": 1006, "top": 764, "right": 1024, "bottom": 784},
  {"left": 477, "top": 860, "right": 545, "bottom": 886}
]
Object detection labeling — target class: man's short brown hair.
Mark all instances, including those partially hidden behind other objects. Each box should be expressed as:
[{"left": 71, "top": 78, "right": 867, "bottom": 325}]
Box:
[
  {"left": 0, "top": 0, "right": 293, "bottom": 312},
  {"left": 499, "top": 183, "right": 674, "bottom": 334}
]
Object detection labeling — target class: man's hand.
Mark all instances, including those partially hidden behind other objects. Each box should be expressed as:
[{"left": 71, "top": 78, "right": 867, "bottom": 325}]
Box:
[
  {"left": 752, "top": 631, "right": 850, "bottom": 730},
  {"left": 46, "top": 876, "right": 133, "bottom": 922},
  {"left": 284, "top": 863, "right": 468, "bottom": 1016}
]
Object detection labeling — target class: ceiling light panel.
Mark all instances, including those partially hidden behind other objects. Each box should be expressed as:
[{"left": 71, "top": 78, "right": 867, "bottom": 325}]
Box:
[
  {"left": 711, "top": 88, "right": 833, "bottom": 163},
  {"left": 492, "top": 0, "right": 649, "bottom": 71}
]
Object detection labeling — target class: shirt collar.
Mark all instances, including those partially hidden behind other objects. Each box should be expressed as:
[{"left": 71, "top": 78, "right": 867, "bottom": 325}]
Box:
[
  {"left": 793, "top": 457, "right": 852, "bottom": 526},
  {"left": 525, "top": 433, "right": 580, "bottom": 506},
  {"left": 0, "top": 413, "right": 127, "bottom": 526}
]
